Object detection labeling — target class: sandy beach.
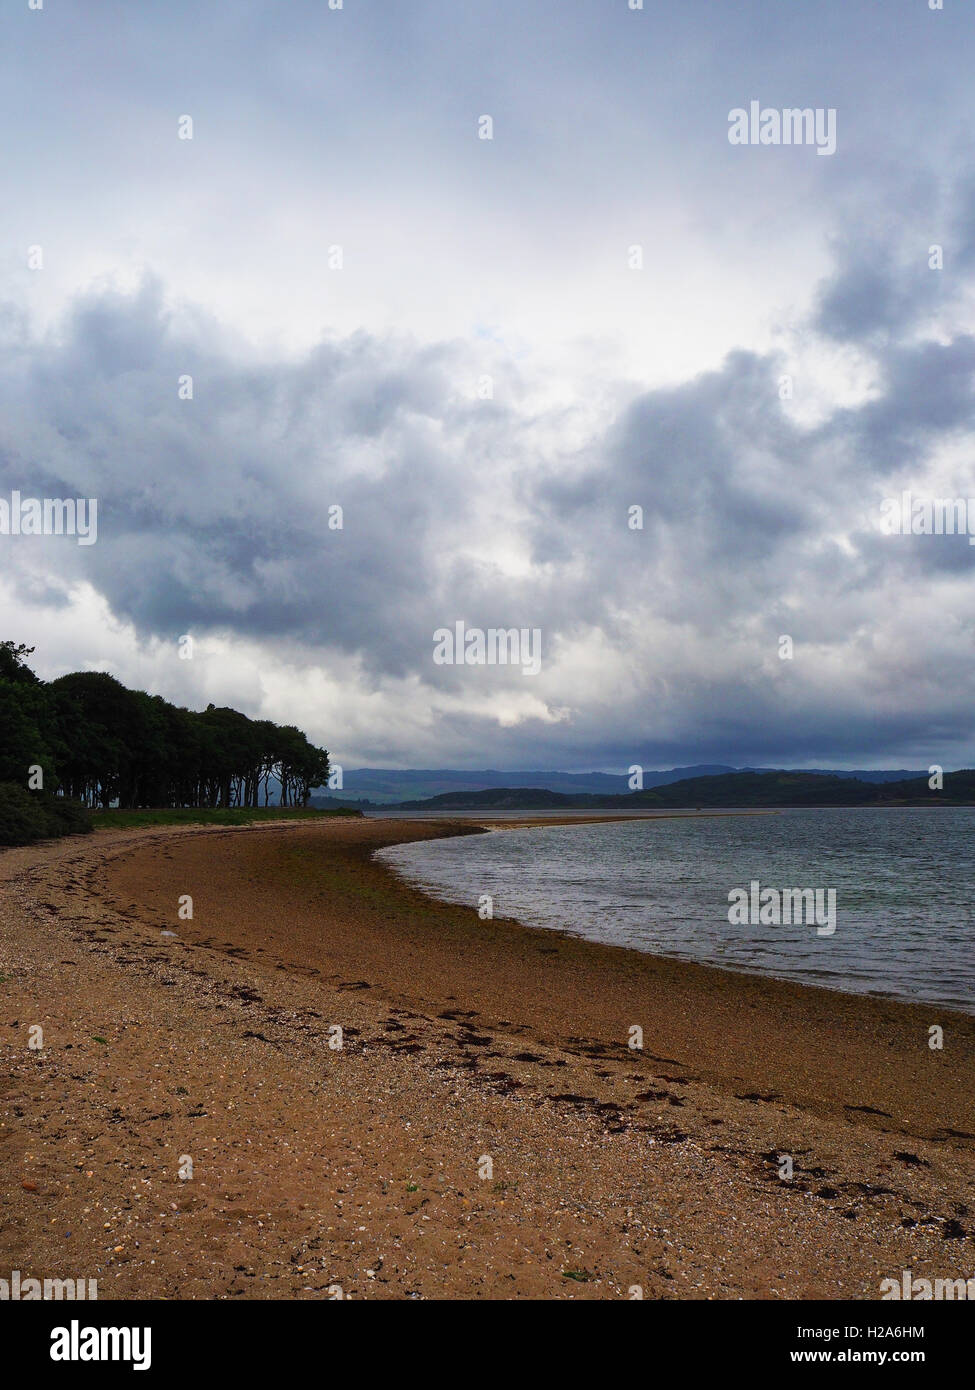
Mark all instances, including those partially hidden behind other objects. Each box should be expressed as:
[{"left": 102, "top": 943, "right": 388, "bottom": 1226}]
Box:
[{"left": 3, "top": 814, "right": 975, "bottom": 1300}]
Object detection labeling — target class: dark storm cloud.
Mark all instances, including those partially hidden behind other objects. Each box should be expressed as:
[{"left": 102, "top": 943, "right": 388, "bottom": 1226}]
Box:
[
  {"left": 821, "top": 334, "right": 975, "bottom": 477},
  {"left": 814, "top": 254, "right": 925, "bottom": 343},
  {"left": 0, "top": 277, "right": 521, "bottom": 680},
  {"left": 4, "top": 209, "right": 975, "bottom": 770}
]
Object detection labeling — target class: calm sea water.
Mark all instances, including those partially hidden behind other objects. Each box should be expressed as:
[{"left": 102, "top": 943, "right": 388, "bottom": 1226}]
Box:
[{"left": 376, "top": 808, "right": 975, "bottom": 1012}]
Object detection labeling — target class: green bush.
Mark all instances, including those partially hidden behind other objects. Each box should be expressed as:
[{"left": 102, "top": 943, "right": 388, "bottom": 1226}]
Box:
[
  {"left": 43, "top": 795, "right": 94, "bottom": 837},
  {"left": 0, "top": 783, "right": 92, "bottom": 846},
  {"left": 0, "top": 783, "right": 49, "bottom": 844}
]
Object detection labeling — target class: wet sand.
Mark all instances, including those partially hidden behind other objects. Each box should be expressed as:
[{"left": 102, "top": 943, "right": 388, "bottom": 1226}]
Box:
[{"left": 2, "top": 814, "right": 974, "bottom": 1299}]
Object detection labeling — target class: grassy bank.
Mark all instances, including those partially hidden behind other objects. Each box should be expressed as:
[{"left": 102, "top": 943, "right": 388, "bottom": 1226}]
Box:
[{"left": 90, "top": 805, "right": 362, "bottom": 830}]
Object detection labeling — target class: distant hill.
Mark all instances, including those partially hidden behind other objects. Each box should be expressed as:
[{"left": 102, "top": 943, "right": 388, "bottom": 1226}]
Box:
[
  {"left": 322, "top": 765, "right": 737, "bottom": 803},
  {"left": 320, "top": 765, "right": 927, "bottom": 803},
  {"left": 396, "top": 787, "right": 581, "bottom": 810},
  {"left": 743, "top": 768, "right": 927, "bottom": 785},
  {"left": 308, "top": 795, "right": 378, "bottom": 811},
  {"left": 393, "top": 769, "right": 975, "bottom": 811}
]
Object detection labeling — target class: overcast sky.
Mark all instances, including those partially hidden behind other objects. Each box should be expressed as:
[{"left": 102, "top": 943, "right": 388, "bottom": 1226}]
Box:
[{"left": 2, "top": 0, "right": 974, "bottom": 771}]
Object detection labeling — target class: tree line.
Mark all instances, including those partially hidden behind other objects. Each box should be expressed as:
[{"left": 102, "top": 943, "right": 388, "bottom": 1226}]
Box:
[{"left": 0, "top": 640, "right": 330, "bottom": 815}]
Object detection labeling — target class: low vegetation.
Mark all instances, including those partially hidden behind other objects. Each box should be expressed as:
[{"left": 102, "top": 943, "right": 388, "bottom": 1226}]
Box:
[{"left": 89, "top": 806, "right": 359, "bottom": 830}]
